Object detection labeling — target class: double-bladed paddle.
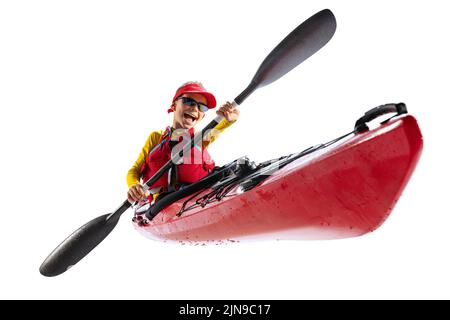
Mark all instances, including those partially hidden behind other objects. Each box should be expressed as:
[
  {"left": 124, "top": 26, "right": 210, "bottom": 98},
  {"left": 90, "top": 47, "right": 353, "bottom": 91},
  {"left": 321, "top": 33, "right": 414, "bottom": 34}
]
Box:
[{"left": 40, "top": 9, "right": 336, "bottom": 277}]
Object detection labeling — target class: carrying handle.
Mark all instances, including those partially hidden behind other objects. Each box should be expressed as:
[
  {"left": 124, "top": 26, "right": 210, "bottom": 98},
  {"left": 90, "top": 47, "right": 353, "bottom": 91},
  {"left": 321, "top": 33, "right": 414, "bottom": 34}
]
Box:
[{"left": 354, "top": 103, "right": 407, "bottom": 133}]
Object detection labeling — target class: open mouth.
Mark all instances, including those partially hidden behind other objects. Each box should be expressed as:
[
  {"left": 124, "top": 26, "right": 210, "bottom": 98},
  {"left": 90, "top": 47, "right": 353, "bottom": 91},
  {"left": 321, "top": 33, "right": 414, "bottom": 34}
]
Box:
[{"left": 183, "top": 112, "right": 198, "bottom": 124}]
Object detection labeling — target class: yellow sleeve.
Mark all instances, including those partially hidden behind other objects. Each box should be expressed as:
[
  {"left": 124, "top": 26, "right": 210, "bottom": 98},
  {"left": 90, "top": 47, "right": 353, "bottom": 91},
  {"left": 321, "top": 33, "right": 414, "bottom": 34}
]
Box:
[
  {"left": 202, "top": 118, "right": 235, "bottom": 148},
  {"left": 126, "top": 130, "right": 164, "bottom": 188}
]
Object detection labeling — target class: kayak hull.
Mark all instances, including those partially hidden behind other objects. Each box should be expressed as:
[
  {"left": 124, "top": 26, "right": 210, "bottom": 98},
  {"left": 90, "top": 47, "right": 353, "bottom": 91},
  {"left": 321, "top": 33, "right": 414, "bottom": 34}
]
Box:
[{"left": 133, "top": 115, "right": 423, "bottom": 242}]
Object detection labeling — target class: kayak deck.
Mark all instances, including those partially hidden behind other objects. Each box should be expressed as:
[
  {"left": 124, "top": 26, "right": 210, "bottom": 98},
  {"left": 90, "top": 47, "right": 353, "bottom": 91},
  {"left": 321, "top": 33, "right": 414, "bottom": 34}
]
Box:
[{"left": 133, "top": 114, "right": 423, "bottom": 242}]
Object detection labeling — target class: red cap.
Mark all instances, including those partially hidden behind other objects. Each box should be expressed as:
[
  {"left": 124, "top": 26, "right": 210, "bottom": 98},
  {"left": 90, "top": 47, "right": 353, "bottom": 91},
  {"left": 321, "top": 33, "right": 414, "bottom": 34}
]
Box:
[{"left": 168, "top": 82, "right": 217, "bottom": 113}]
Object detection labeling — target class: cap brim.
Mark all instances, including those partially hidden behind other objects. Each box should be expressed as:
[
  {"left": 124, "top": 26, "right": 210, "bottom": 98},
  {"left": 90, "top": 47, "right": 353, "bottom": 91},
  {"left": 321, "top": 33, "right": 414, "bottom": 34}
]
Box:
[{"left": 178, "top": 91, "right": 216, "bottom": 109}]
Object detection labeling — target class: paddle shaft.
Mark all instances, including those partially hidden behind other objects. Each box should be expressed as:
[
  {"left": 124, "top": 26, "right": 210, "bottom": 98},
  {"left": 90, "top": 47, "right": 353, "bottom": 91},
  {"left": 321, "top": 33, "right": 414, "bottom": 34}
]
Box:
[{"left": 107, "top": 101, "right": 241, "bottom": 222}]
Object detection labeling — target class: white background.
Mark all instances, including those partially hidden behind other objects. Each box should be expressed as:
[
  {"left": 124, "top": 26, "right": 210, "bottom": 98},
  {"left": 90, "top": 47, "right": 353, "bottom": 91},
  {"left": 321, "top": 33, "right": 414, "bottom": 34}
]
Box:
[{"left": 1, "top": 0, "right": 449, "bottom": 299}]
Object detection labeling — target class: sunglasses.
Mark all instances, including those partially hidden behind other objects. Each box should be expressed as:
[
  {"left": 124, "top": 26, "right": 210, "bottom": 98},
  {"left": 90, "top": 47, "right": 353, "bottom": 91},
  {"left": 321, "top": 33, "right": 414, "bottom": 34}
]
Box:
[{"left": 176, "top": 96, "right": 209, "bottom": 113}]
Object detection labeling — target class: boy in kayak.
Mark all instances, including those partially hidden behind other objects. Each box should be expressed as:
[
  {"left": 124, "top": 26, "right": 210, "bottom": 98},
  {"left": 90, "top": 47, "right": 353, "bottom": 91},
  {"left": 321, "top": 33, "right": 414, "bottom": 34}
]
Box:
[{"left": 127, "top": 81, "right": 239, "bottom": 208}]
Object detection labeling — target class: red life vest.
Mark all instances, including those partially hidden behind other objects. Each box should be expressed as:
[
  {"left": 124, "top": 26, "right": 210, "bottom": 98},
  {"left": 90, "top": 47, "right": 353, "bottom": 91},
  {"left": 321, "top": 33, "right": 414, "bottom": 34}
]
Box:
[{"left": 139, "top": 127, "right": 215, "bottom": 190}]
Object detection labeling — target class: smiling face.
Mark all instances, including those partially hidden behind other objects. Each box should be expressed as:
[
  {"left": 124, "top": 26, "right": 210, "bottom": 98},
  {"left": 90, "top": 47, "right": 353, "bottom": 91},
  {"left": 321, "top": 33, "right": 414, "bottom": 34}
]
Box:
[{"left": 171, "top": 93, "right": 208, "bottom": 129}]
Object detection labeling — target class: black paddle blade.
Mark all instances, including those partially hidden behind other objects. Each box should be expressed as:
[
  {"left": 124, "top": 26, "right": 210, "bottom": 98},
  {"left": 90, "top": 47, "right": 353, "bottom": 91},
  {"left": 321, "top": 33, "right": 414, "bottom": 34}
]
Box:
[
  {"left": 39, "top": 213, "right": 120, "bottom": 277},
  {"left": 235, "top": 9, "right": 336, "bottom": 104}
]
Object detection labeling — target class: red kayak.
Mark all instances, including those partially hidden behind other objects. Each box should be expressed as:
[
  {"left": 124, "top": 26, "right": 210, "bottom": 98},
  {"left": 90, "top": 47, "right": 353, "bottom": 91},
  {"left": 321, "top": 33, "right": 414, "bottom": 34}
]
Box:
[{"left": 132, "top": 103, "right": 423, "bottom": 242}]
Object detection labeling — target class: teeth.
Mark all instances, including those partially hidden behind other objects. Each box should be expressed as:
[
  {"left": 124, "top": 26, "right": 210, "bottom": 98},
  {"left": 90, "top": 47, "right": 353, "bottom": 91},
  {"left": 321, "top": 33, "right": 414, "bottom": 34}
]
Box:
[{"left": 184, "top": 112, "right": 197, "bottom": 120}]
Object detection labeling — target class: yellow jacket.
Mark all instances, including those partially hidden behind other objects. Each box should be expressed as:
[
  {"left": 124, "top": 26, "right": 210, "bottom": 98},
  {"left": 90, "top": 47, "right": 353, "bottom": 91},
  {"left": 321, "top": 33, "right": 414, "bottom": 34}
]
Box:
[{"left": 127, "top": 118, "right": 234, "bottom": 188}]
